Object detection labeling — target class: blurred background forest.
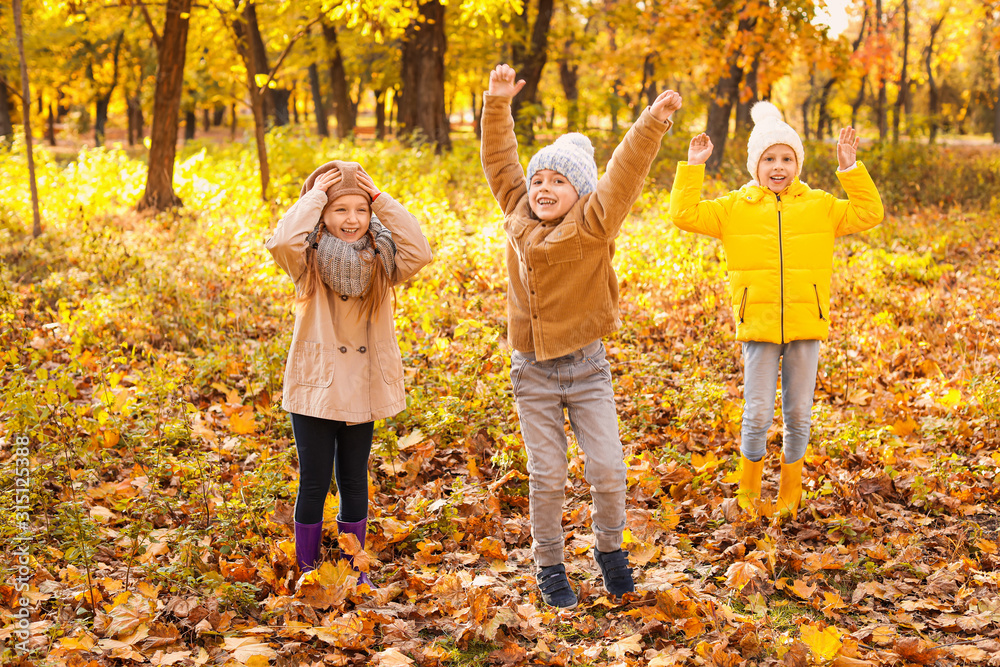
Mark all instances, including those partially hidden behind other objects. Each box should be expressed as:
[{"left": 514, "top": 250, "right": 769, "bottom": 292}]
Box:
[{"left": 1, "top": 0, "right": 998, "bottom": 211}]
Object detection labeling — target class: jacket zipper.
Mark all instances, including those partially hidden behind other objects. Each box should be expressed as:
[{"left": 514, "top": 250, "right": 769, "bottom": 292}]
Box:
[
  {"left": 813, "top": 284, "right": 825, "bottom": 320},
  {"left": 739, "top": 287, "right": 748, "bottom": 323},
  {"left": 777, "top": 194, "right": 785, "bottom": 343}
]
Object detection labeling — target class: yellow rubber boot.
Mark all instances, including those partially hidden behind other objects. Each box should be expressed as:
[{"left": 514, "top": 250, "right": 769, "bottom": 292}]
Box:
[
  {"left": 738, "top": 455, "right": 765, "bottom": 512},
  {"left": 777, "top": 453, "right": 804, "bottom": 518}
]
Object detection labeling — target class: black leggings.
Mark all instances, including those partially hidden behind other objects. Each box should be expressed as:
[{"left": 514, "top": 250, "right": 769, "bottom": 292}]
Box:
[{"left": 291, "top": 413, "right": 373, "bottom": 524}]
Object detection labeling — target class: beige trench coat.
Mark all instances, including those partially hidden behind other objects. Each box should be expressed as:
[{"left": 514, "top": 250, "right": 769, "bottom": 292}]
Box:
[{"left": 266, "top": 190, "right": 432, "bottom": 422}]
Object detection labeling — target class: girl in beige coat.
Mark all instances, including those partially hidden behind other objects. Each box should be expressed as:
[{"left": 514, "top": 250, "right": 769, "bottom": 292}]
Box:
[{"left": 266, "top": 161, "right": 432, "bottom": 583}]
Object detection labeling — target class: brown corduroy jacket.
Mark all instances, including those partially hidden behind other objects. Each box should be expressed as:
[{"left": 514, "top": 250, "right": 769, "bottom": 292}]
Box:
[
  {"left": 481, "top": 93, "right": 671, "bottom": 360},
  {"left": 266, "top": 190, "right": 432, "bottom": 423}
]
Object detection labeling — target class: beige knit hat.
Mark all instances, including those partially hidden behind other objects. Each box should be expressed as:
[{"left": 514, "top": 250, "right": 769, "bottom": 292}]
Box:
[
  {"left": 300, "top": 160, "right": 371, "bottom": 203},
  {"left": 746, "top": 102, "right": 804, "bottom": 182}
]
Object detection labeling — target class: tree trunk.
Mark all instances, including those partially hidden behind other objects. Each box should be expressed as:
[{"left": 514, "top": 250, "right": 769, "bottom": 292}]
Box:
[
  {"left": 202, "top": 107, "right": 210, "bottom": 132},
  {"left": 925, "top": 11, "right": 946, "bottom": 144},
  {"left": 633, "top": 53, "right": 655, "bottom": 121},
  {"left": 212, "top": 104, "right": 225, "bottom": 126},
  {"left": 815, "top": 78, "right": 836, "bottom": 139},
  {"left": 509, "top": 0, "right": 555, "bottom": 143},
  {"left": 127, "top": 93, "right": 144, "bottom": 145},
  {"left": 705, "top": 61, "right": 742, "bottom": 173},
  {"left": 93, "top": 31, "right": 124, "bottom": 148},
  {"left": 233, "top": 4, "right": 271, "bottom": 199},
  {"left": 735, "top": 58, "right": 758, "bottom": 132},
  {"left": 558, "top": 57, "right": 580, "bottom": 132},
  {"left": 801, "top": 72, "right": 814, "bottom": 141},
  {"left": 851, "top": 77, "right": 867, "bottom": 129},
  {"left": 241, "top": 2, "right": 288, "bottom": 127},
  {"left": 323, "top": 22, "right": 354, "bottom": 139},
  {"left": 705, "top": 13, "right": 755, "bottom": 173},
  {"left": 184, "top": 109, "right": 196, "bottom": 140},
  {"left": 892, "top": 0, "right": 909, "bottom": 143},
  {"left": 375, "top": 88, "right": 387, "bottom": 139},
  {"left": 47, "top": 101, "right": 56, "bottom": 145},
  {"left": 0, "top": 75, "right": 12, "bottom": 146},
  {"left": 13, "top": 0, "right": 41, "bottom": 236},
  {"left": 272, "top": 88, "right": 291, "bottom": 125},
  {"left": 398, "top": 0, "right": 450, "bottom": 152},
  {"left": 874, "top": 0, "right": 887, "bottom": 141},
  {"left": 821, "top": 10, "right": 866, "bottom": 138},
  {"left": 994, "top": 53, "right": 1000, "bottom": 144},
  {"left": 308, "top": 62, "right": 329, "bottom": 137},
  {"left": 138, "top": 0, "right": 193, "bottom": 212}
]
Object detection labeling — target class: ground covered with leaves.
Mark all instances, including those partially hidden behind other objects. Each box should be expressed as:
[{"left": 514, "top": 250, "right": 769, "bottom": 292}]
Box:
[{"left": 1, "top": 134, "right": 999, "bottom": 666}]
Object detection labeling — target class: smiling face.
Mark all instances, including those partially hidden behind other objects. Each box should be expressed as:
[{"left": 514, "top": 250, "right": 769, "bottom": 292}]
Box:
[
  {"left": 529, "top": 169, "right": 580, "bottom": 221},
  {"left": 756, "top": 144, "right": 798, "bottom": 193},
  {"left": 321, "top": 194, "right": 371, "bottom": 242}
]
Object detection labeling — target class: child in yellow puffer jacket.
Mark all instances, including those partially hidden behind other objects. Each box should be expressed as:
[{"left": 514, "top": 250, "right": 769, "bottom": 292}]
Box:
[{"left": 668, "top": 102, "right": 884, "bottom": 518}]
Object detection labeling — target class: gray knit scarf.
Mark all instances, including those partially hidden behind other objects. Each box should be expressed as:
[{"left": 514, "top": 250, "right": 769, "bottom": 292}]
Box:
[{"left": 306, "top": 215, "right": 396, "bottom": 297}]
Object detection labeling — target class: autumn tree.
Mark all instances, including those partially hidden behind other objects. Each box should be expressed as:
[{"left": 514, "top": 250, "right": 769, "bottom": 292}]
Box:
[
  {"left": 506, "top": 0, "right": 554, "bottom": 143},
  {"left": 138, "top": 0, "right": 194, "bottom": 212}
]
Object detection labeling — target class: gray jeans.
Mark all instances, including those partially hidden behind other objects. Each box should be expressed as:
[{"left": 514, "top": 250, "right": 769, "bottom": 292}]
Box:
[
  {"left": 741, "top": 340, "right": 820, "bottom": 464},
  {"left": 510, "top": 340, "right": 627, "bottom": 567}
]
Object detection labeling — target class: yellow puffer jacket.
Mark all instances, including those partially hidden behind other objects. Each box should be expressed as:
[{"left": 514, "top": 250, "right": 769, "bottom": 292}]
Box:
[{"left": 668, "top": 161, "right": 884, "bottom": 344}]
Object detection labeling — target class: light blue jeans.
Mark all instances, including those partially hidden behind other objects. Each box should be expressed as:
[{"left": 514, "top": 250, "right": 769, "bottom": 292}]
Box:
[
  {"left": 741, "top": 340, "right": 820, "bottom": 464},
  {"left": 510, "top": 340, "right": 627, "bottom": 567}
]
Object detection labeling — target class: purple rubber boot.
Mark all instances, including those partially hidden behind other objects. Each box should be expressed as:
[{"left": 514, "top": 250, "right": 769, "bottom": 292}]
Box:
[
  {"left": 294, "top": 521, "right": 324, "bottom": 572},
  {"left": 337, "top": 518, "right": 373, "bottom": 586}
]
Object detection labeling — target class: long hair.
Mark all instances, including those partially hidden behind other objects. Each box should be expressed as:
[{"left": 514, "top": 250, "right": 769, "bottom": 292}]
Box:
[{"left": 297, "top": 216, "right": 394, "bottom": 320}]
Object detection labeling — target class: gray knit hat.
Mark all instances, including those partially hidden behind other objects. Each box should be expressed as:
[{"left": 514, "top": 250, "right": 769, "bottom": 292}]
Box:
[
  {"left": 746, "top": 101, "right": 804, "bottom": 182},
  {"left": 306, "top": 216, "right": 396, "bottom": 297},
  {"left": 527, "top": 133, "right": 598, "bottom": 197}
]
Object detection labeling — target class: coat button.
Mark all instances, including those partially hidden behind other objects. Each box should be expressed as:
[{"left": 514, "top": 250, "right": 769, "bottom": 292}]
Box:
[
  {"left": 358, "top": 346, "right": 367, "bottom": 353},
  {"left": 340, "top": 295, "right": 349, "bottom": 301},
  {"left": 339, "top": 346, "right": 347, "bottom": 353}
]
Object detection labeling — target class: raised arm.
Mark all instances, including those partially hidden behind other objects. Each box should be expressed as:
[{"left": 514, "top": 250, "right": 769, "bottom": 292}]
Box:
[
  {"left": 265, "top": 169, "right": 342, "bottom": 282},
  {"left": 582, "top": 90, "right": 679, "bottom": 238},
  {"left": 667, "top": 136, "right": 727, "bottom": 239},
  {"left": 826, "top": 127, "right": 883, "bottom": 236},
  {"left": 356, "top": 167, "right": 432, "bottom": 283},
  {"left": 480, "top": 64, "right": 529, "bottom": 216}
]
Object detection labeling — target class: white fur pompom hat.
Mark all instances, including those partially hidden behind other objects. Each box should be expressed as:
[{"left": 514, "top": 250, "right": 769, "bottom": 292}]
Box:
[{"left": 746, "top": 101, "right": 805, "bottom": 182}]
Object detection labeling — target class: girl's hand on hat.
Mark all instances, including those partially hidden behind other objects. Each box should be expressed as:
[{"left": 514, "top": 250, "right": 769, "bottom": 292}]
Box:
[
  {"left": 837, "top": 127, "right": 858, "bottom": 170},
  {"left": 650, "top": 90, "right": 682, "bottom": 122},
  {"left": 311, "top": 167, "right": 342, "bottom": 198},
  {"left": 489, "top": 64, "right": 526, "bottom": 99},
  {"left": 356, "top": 168, "right": 382, "bottom": 200},
  {"left": 687, "top": 133, "right": 714, "bottom": 165}
]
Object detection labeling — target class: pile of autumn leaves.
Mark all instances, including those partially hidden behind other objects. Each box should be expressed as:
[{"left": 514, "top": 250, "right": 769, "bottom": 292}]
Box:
[{"left": 1, "top": 141, "right": 1000, "bottom": 667}]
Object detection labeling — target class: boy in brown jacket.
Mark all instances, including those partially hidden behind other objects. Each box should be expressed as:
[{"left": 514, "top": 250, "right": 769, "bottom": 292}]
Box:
[{"left": 481, "top": 63, "right": 681, "bottom": 607}]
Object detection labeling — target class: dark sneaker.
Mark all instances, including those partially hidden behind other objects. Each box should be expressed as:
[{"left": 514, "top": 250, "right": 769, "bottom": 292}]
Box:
[
  {"left": 594, "top": 548, "right": 635, "bottom": 596},
  {"left": 536, "top": 563, "right": 578, "bottom": 608}
]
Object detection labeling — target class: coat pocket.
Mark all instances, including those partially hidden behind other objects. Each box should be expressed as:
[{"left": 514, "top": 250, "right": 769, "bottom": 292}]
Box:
[
  {"left": 375, "top": 338, "right": 404, "bottom": 385},
  {"left": 813, "top": 284, "right": 826, "bottom": 321},
  {"left": 737, "top": 287, "right": 748, "bottom": 323},
  {"left": 291, "top": 341, "right": 335, "bottom": 388},
  {"left": 544, "top": 222, "right": 583, "bottom": 265}
]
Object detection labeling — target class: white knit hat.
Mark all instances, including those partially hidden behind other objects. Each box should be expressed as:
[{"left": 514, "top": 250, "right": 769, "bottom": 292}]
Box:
[
  {"left": 527, "top": 133, "right": 599, "bottom": 197},
  {"left": 746, "top": 101, "right": 804, "bottom": 182}
]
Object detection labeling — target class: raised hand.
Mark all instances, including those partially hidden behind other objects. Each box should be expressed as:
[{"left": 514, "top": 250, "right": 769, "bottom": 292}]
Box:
[
  {"left": 355, "top": 167, "right": 382, "bottom": 200},
  {"left": 837, "top": 127, "right": 858, "bottom": 170},
  {"left": 488, "top": 64, "right": 526, "bottom": 99},
  {"left": 687, "top": 133, "right": 714, "bottom": 165},
  {"left": 650, "top": 90, "right": 682, "bottom": 123},
  {"left": 311, "top": 167, "right": 342, "bottom": 196}
]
